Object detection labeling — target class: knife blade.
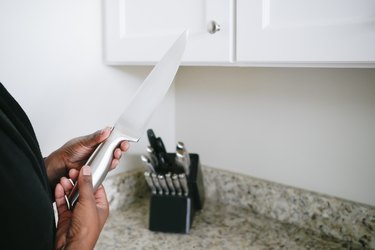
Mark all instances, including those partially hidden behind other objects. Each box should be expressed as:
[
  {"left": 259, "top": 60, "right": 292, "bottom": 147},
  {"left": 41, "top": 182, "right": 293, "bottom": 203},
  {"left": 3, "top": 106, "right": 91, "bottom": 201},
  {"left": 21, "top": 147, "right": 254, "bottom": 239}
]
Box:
[{"left": 68, "top": 31, "right": 188, "bottom": 208}]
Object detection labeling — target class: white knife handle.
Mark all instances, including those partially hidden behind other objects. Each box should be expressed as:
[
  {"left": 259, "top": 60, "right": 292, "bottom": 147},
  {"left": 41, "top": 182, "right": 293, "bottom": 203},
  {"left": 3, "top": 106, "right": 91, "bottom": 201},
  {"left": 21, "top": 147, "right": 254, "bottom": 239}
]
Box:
[{"left": 67, "top": 129, "right": 132, "bottom": 209}]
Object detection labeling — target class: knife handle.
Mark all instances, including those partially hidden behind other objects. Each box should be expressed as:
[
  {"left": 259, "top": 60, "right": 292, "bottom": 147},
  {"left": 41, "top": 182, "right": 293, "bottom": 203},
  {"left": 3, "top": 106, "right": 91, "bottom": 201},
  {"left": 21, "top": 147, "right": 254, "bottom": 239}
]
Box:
[
  {"left": 67, "top": 129, "right": 132, "bottom": 209},
  {"left": 147, "top": 129, "right": 158, "bottom": 151}
]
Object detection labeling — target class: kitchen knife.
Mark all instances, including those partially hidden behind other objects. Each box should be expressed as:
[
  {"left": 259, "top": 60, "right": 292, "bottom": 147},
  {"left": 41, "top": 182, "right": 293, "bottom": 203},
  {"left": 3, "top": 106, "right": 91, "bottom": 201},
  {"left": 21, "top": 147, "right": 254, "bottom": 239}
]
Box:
[
  {"left": 156, "top": 137, "right": 171, "bottom": 169},
  {"left": 144, "top": 171, "right": 157, "bottom": 195},
  {"left": 177, "top": 141, "right": 190, "bottom": 167},
  {"left": 146, "top": 146, "right": 159, "bottom": 167},
  {"left": 151, "top": 173, "right": 163, "bottom": 195},
  {"left": 165, "top": 172, "right": 176, "bottom": 195},
  {"left": 147, "top": 129, "right": 159, "bottom": 154},
  {"left": 68, "top": 30, "right": 188, "bottom": 208},
  {"left": 175, "top": 148, "right": 190, "bottom": 176},
  {"left": 156, "top": 137, "right": 167, "bottom": 154},
  {"left": 178, "top": 173, "right": 189, "bottom": 196},
  {"left": 172, "top": 174, "right": 182, "bottom": 196},
  {"left": 147, "top": 129, "right": 169, "bottom": 167},
  {"left": 158, "top": 174, "right": 169, "bottom": 195},
  {"left": 140, "top": 154, "right": 156, "bottom": 173}
]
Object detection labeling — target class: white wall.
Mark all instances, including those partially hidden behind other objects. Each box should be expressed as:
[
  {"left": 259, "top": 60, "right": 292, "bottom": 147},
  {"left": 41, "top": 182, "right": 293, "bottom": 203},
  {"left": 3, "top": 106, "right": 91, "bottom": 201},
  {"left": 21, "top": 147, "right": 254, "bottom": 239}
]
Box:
[
  {"left": 0, "top": 0, "right": 176, "bottom": 175},
  {"left": 175, "top": 67, "right": 375, "bottom": 206},
  {"left": 1, "top": 0, "right": 374, "bottom": 206}
]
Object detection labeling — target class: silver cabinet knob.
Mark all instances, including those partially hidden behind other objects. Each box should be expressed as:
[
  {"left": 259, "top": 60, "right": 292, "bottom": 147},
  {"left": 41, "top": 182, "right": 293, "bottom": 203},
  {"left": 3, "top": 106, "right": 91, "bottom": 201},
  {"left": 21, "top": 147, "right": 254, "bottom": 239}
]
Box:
[{"left": 207, "top": 20, "right": 221, "bottom": 34}]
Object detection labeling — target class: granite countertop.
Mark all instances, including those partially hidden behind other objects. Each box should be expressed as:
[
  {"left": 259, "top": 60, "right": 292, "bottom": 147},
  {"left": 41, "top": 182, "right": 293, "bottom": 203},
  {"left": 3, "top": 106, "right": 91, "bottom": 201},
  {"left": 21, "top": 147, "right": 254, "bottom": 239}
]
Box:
[
  {"left": 96, "top": 198, "right": 346, "bottom": 250},
  {"left": 96, "top": 167, "right": 375, "bottom": 250}
]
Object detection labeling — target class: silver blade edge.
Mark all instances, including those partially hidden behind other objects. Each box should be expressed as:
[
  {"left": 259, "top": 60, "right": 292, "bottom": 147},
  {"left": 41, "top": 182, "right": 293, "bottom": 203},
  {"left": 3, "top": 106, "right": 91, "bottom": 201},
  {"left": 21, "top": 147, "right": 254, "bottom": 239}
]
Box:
[{"left": 113, "top": 31, "right": 188, "bottom": 142}]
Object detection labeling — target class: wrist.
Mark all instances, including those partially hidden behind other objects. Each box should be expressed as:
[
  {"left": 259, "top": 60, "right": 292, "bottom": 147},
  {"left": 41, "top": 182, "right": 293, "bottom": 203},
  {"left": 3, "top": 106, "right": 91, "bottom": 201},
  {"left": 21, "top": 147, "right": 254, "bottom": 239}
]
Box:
[
  {"left": 64, "top": 228, "right": 98, "bottom": 250},
  {"left": 63, "top": 240, "right": 95, "bottom": 250}
]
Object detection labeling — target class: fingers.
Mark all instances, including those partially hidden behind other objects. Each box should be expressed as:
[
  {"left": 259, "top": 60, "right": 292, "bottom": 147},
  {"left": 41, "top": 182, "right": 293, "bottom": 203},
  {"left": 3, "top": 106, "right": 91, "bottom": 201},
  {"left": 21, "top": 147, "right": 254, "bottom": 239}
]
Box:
[
  {"left": 68, "top": 169, "right": 79, "bottom": 181},
  {"left": 81, "top": 127, "right": 112, "bottom": 149},
  {"left": 61, "top": 167, "right": 109, "bottom": 216},
  {"left": 76, "top": 165, "right": 95, "bottom": 205},
  {"left": 94, "top": 185, "right": 108, "bottom": 209},
  {"left": 60, "top": 177, "right": 74, "bottom": 193},
  {"left": 54, "top": 183, "right": 71, "bottom": 249},
  {"left": 58, "top": 169, "right": 79, "bottom": 194},
  {"left": 120, "top": 141, "right": 130, "bottom": 152},
  {"left": 110, "top": 159, "right": 119, "bottom": 170},
  {"left": 94, "top": 185, "right": 109, "bottom": 227},
  {"left": 86, "top": 129, "right": 129, "bottom": 156},
  {"left": 114, "top": 148, "right": 122, "bottom": 160},
  {"left": 114, "top": 141, "right": 129, "bottom": 159},
  {"left": 55, "top": 183, "right": 69, "bottom": 215},
  {"left": 58, "top": 166, "right": 107, "bottom": 250},
  {"left": 75, "top": 167, "right": 109, "bottom": 231},
  {"left": 110, "top": 141, "right": 129, "bottom": 170},
  {"left": 95, "top": 127, "right": 112, "bottom": 144},
  {"left": 55, "top": 183, "right": 73, "bottom": 236}
]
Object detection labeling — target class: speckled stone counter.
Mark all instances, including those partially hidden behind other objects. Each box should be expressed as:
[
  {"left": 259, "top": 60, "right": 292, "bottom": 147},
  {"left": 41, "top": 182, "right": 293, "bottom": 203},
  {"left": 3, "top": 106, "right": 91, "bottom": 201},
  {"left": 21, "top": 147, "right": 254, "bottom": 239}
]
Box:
[
  {"left": 97, "top": 167, "right": 375, "bottom": 250},
  {"left": 96, "top": 198, "right": 348, "bottom": 250}
]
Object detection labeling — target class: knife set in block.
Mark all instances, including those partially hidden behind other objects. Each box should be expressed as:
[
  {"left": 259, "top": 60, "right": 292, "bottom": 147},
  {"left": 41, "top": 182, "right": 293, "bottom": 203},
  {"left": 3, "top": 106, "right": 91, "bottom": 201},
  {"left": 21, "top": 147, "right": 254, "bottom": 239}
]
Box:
[{"left": 142, "top": 129, "right": 205, "bottom": 233}]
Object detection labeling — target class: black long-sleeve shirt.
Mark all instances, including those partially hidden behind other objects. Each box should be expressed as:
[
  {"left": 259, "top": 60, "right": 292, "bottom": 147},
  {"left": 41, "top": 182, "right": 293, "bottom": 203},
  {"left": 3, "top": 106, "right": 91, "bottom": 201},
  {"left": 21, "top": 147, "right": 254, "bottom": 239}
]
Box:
[{"left": 0, "top": 83, "right": 55, "bottom": 249}]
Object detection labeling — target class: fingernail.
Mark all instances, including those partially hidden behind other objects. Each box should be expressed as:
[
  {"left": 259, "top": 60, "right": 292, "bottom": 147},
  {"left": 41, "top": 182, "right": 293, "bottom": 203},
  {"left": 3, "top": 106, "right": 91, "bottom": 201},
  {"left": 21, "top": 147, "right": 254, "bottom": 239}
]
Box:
[
  {"left": 82, "top": 166, "right": 91, "bottom": 176},
  {"left": 100, "top": 127, "right": 111, "bottom": 135}
]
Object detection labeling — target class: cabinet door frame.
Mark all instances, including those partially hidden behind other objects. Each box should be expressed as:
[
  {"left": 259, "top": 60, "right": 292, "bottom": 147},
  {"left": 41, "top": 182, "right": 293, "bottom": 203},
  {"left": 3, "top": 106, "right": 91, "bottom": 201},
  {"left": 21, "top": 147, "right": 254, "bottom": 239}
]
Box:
[
  {"left": 103, "top": 0, "right": 234, "bottom": 65},
  {"left": 236, "top": 0, "right": 375, "bottom": 67}
]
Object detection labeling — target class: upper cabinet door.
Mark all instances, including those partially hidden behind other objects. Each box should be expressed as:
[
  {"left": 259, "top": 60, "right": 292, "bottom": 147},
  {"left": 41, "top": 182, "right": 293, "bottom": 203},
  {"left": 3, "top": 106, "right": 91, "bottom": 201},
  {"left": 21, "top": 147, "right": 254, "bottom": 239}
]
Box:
[
  {"left": 237, "top": 0, "right": 375, "bottom": 66},
  {"left": 104, "top": 0, "right": 233, "bottom": 65}
]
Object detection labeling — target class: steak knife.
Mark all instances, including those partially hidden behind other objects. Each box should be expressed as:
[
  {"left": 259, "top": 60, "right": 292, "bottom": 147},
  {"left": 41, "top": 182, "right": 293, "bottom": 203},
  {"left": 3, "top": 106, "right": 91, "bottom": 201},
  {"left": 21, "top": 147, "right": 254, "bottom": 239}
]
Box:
[{"left": 68, "top": 31, "right": 188, "bottom": 208}]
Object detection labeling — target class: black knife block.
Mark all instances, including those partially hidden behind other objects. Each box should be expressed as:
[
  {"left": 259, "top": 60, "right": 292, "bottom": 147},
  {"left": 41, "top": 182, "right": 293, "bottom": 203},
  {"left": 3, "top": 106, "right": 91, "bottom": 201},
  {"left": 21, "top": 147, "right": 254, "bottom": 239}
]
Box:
[{"left": 148, "top": 153, "right": 205, "bottom": 234}]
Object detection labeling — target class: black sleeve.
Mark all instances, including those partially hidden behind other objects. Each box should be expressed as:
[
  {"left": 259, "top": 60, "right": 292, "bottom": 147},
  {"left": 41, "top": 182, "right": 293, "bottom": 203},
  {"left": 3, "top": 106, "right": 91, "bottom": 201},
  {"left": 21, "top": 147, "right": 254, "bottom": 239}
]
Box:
[{"left": 0, "top": 83, "right": 55, "bottom": 249}]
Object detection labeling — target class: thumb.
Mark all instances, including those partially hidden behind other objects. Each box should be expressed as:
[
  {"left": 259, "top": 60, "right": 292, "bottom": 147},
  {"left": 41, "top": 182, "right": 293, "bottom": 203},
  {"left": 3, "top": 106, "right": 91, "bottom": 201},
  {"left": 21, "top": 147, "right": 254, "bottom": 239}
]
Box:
[
  {"left": 77, "top": 165, "right": 95, "bottom": 205},
  {"left": 82, "top": 127, "right": 112, "bottom": 148}
]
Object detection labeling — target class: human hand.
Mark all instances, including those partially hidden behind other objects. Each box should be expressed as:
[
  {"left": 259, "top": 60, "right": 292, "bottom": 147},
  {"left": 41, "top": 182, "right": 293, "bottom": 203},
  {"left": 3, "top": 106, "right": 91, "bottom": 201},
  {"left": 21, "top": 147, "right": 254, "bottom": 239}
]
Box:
[
  {"left": 54, "top": 166, "right": 109, "bottom": 250},
  {"left": 45, "top": 127, "right": 129, "bottom": 188}
]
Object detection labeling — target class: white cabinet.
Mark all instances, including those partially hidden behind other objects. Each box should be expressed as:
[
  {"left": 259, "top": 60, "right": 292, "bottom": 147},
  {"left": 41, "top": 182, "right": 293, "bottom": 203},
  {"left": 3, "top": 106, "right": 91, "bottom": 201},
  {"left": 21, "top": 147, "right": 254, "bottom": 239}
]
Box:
[
  {"left": 237, "top": 0, "right": 375, "bottom": 66},
  {"left": 104, "top": 0, "right": 375, "bottom": 67},
  {"left": 103, "top": 0, "right": 233, "bottom": 65}
]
